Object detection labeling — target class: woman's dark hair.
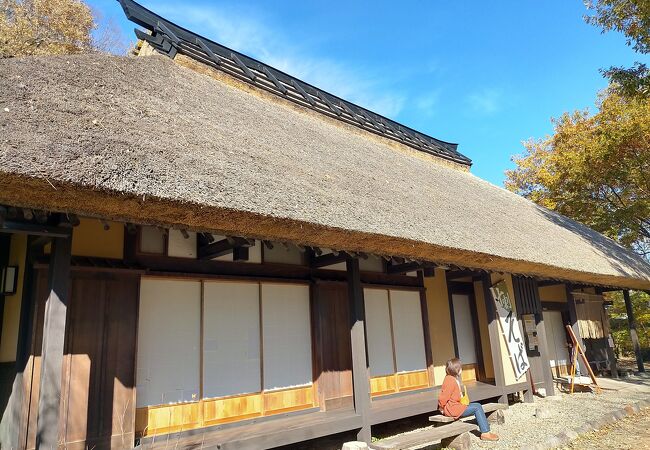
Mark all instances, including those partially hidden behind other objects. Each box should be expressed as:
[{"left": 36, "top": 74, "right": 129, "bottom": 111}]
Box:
[{"left": 445, "top": 358, "right": 462, "bottom": 377}]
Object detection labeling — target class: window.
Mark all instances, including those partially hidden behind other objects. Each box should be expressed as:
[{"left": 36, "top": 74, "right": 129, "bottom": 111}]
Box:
[
  {"left": 203, "top": 281, "right": 260, "bottom": 398},
  {"left": 262, "top": 284, "right": 312, "bottom": 390},
  {"left": 364, "top": 288, "right": 428, "bottom": 394},
  {"left": 136, "top": 278, "right": 313, "bottom": 408},
  {"left": 136, "top": 279, "right": 201, "bottom": 407},
  {"left": 364, "top": 289, "right": 394, "bottom": 377}
]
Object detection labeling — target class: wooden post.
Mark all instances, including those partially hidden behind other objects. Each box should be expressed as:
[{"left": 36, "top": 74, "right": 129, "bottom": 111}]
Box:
[
  {"left": 533, "top": 312, "right": 556, "bottom": 396},
  {"left": 565, "top": 284, "right": 588, "bottom": 376},
  {"left": 624, "top": 290, "right": 645, "bottom": 373},
  {"left": 602, "top": 302, "right": 619, "bottom": 378},
  {"left": 480, "top": 274, "right": 507, "bottom": 403},
  {"left": 346, "top": 257, "right": 371, "bottom": 443},
  {"left": 35, "top": 236, "right": 72, "bottom": 449}
]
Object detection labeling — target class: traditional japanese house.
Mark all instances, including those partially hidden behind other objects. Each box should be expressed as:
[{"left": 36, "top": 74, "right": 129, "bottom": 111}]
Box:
[{"left": 1, "top": 1, "right": 649, "bottom": 449}]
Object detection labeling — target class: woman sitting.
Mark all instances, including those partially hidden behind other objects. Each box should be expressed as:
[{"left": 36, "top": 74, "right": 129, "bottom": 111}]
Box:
[{"left": 438, "top": 357, "right": 499, "bottom": 441}]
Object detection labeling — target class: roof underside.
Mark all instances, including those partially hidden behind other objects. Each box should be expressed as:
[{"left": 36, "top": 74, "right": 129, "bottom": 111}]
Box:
[
  {"left": 1, "top": 54, "right": 650, "bottom": 290},
  {"left": 117, "top": 0, "right": 472, "bottom": 167}
]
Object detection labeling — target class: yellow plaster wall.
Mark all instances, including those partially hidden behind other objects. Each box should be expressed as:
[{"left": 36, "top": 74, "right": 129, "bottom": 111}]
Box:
[
  {"left": 0, "top": 234, "right": 27, "bottom": 362},
  {"left": 539, "top": 284, "right": 567, "bottom": 303},
  {"left": 72, "top": 218, "right": 124, "bottom": 259},
  {"left": 473, "top": 281, "right": 494, "bottom": 380},
  {"left": 45, "top": 218, "right": 125, "bottom": 259},
  {"left": 424, "top": 268, "right": 456, "bottom": 385},
  {"left": 489, "top": 273, "right": 527, "bottom": 385}
]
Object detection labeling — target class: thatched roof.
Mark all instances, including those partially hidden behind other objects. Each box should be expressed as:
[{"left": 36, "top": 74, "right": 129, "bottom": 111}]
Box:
[{"left": 1, "top": 54, "right": 649, "bottom": 290}]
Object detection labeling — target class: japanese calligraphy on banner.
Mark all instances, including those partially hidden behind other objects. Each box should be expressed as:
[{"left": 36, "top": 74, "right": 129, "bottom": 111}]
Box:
[{"left": 490, "top": 280, "right": 530, "bottom": 380}]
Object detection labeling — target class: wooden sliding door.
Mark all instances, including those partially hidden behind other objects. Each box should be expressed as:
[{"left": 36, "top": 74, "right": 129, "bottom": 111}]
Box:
[
  {"left": 311, "top": 282, "right": 353, "bottom": 411},
  {"left": 365, "top": 288, "right": 429, "bottom": 396},
  {"left": 134, "top": 277, "right": 316, "bottom": 437}
]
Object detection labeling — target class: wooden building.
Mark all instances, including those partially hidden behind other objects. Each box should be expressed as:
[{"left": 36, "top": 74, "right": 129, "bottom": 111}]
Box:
[{"left": 1, "top": 1, "right": 649, "bottom": 448}]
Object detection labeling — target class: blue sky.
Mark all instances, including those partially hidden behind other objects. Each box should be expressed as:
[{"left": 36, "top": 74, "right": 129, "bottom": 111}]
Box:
[{"left": 90, "top": 0, "right": 643, "bottom": 185}]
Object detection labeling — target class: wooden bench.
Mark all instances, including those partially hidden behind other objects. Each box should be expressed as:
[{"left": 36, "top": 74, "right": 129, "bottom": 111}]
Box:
[
  {"left": 370, "top": 421, "right": 477, "bottom": 450},
  {"left": 429, "top": 402, "right": 508, "bottom": 426}
]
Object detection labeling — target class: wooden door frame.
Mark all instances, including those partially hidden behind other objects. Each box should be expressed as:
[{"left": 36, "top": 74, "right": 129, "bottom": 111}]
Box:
[{"left": 447, "top": 281, "right": 486, "bottom": 382}]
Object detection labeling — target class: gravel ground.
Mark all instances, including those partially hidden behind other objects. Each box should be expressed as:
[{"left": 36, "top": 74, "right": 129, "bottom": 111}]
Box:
[
  {"left": 371, "top": 374, "right": 650, "bottom": 450},
  {"left": 558, "top": 406, "right": 650, "bottom": 449},
  {"left": 471, "top": 386, "right": 650, "bottom": 449}
]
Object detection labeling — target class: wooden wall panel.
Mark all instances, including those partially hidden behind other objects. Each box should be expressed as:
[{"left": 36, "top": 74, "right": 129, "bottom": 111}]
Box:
[
  {"left": 396, "top": 370, "right": 429, "bottom": 392},
  {"left": 460, "top": 364, "right": 477, "bottom": 383},
  {"left": 264, "top": 386, "right": 314, "bottom": 415},
  {"left": 203, "top": 393, "right": 263, "bottom": 426},
  {"left": 370, "top": 375, "right": 396, "bottom": 396},
  {"left": 24, "top": 271, "right": 139, "bottom": 450},
  {"left": 135, "top": 402, "right": 200, "bottom": 436},
  {"left": 136, "top": 386, "right": 316, "bottom": 436},
  {"left": 312, "top": 283, "right": 353, "bottom": 410}
]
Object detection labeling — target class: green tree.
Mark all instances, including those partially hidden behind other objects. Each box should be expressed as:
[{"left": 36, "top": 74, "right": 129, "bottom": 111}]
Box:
[
  {"left": 505, "top": 91, "right": 650, "bottom": 257},
  {"left": 607, "top": 290, "right": 650, "bottom": 358},
  {"left": 0, "top": 0, "right": 127, "bottom": 58},
  {"left": 584, "top": 0, "right": 650, "bottom": 98}
]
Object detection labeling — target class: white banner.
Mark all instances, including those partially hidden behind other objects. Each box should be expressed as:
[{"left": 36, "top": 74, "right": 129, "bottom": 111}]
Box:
[{"left": 490, "top": 280, "right": 530, "bottom": 380}]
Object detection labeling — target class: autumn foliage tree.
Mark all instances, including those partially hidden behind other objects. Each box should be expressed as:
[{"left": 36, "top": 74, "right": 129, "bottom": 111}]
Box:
[{"left": 0, "top": 0, "right": 127, "bottom": 58}]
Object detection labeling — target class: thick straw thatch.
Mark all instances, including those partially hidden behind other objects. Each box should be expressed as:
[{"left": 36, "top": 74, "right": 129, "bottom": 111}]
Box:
[{"left": 1, "top": 54, "right": 649, "bottom": 289}]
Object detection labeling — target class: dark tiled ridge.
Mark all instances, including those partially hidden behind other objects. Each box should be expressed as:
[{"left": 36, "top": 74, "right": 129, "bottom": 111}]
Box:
[{"left": 118, "top": 0, "right": 472, "bottom": 166}]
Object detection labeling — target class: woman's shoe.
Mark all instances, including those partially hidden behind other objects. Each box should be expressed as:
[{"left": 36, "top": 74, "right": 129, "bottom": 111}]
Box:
[{"left": 480, "top": 432, "right": 500, "bottom": 441}]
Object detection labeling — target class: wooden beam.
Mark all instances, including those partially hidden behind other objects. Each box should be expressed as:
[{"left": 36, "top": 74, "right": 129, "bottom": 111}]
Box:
[
  {"left": 0, "top": 221, "right": 71, "bottom": 238},
  {"left": 480, "top": 273, "right": 507, "bottom": 403},
  {"left": 311, "top": 251, "right": 349, "bottom": 268},
  {"left": 346, "top": 257, "right": 371, "bottom": 443},
  {"left": 422, "top": 267, "right": 435, "bottom": 278},
  {"left": 36, "top": 236, "right": 72, "bottom": 448},
  {"left": 602, "top": 302, "right": 619, "bottom": 378},
  {"left": 624, "top": 290, "right": 645, "bottom": 372},
  {"left": 386, "top": 261, "right": 435, "bottom": 275},
  {"left": 197, "top": 236, "right": 253, "bottom": 260},
  {"left": 418, "top": 272, "right": 435, "bottom": 386},
  {"left": 232, "top": 246, "right": 249, "bottom": 261},
  {"left": 446, "top": 270, "right": 481, "bottom": 281}
]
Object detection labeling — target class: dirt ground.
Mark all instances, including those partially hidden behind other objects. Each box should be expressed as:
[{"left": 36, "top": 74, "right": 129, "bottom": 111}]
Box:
[{"left": 559, "top": 407, "right": 650, "bottom": 450}]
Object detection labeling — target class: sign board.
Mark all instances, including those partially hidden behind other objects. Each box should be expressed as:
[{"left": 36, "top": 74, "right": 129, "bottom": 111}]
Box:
[{"left": 490, "top": 280, "right": 530, "bottom": 380}]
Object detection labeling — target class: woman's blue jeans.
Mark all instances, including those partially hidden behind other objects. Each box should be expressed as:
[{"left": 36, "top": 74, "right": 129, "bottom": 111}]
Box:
[{"left": 460, "top": 402, "right": 490, "bottom": 433}]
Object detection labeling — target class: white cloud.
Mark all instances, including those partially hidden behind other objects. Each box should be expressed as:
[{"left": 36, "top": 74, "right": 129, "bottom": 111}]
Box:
[
  {"left": 414, "top": 89, "right": 441, "bottom": 116},
  {"left": 466, "top": 88, "right": 503, "bottom": 115},
  {"left": 151, "top": 2, "right": 406, "bottom": 118}
]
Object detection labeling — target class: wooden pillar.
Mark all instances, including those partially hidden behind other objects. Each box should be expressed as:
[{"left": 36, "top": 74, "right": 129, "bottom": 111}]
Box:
[
  {"left": 346, "top": 257, "right": 371, "bottom": 443},
  {"left": 533, "top": 311, "right": 556, "bottom": 396},
  {"left": 566, "top": 284, "right": 588, "bottom": 375},
  {"left": 35, "top": 236, "right": 72, "bottom": 449},
  {"left": 624, "top": 290, "right": 644, "bottom": 373},
  {"left": 480, "top": 274, "right": 507, "bottom": 403}
]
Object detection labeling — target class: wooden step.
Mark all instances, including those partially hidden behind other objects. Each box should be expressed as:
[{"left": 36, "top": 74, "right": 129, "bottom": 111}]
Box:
[
  {"left": 429, "top": 402, "right": 508, "bottom": 423},
  {"left": 370, "top": 421, "right": 477, "bottom": 450}
]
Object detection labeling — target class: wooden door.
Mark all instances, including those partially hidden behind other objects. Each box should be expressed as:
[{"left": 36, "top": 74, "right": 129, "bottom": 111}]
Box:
[
  {"left": 25, "top": 270, "right": 139, "bottom": 450},
  {"left": 311, "top": 282, "right": 353, "bottom": 411},
  {"left": 543, "top": 310, "right": 570, "bottom": 377}
]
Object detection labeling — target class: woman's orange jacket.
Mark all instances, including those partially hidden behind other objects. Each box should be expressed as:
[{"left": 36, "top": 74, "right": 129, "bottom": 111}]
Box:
[{"left": 438, "top": 374, "right": 467, "bottom": 419}]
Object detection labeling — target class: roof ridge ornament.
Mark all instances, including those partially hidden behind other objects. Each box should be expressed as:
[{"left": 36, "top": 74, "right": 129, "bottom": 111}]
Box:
[{"left": 118, "top": 0, "right": 472, "bottom": 167}]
